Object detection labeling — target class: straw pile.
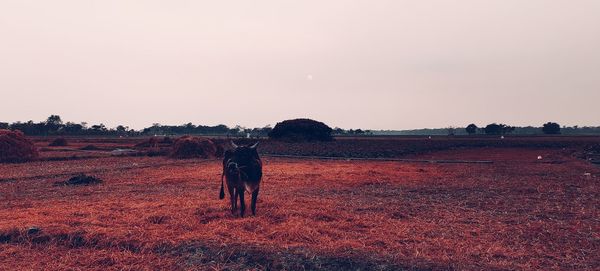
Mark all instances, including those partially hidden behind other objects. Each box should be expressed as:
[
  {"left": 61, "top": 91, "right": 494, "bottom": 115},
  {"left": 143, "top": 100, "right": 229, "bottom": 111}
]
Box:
[{"left": 0, "top": 129, "right": 38, "bottom": 163}]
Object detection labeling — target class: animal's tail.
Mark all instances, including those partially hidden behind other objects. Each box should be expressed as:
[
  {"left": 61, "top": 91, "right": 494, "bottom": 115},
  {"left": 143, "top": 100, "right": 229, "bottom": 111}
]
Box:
[{"left": 219, "top": 172, "right": 225, "bottom": 199}]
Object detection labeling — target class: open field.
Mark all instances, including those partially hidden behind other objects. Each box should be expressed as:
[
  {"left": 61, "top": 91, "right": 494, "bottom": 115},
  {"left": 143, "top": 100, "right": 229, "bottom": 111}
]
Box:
[
  {"left": 1, "top": 137, "right": 599, "bottom": 270},
  {"left": 28, "top": 135, "right": 600, "bottom": 160}
]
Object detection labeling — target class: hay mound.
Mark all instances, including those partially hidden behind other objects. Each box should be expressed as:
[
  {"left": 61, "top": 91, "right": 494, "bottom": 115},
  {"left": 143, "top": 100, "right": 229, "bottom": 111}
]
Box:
[
  {"left": 55, "top": 174, "right": 103, "bottom": 186},
  {"left": 169, "top": 136, "right": 217, "bottom": 159},
  {"left": 49, "top": 137, "right": 68, "bottom": 146},
  {"left": 268, "top": 118, "right": 334, "bottom": 142},
  {"left": 0, "top": 129, "right": 38, "bottom": 163}
]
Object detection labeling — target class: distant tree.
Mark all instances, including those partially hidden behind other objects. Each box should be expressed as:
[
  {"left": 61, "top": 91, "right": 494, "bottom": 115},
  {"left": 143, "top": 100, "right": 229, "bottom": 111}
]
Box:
[
  {"left": 45, "top": 115, "right": 64, "bottom": 134},
  {"left": 143, "top": 123, "right": 164, "bottom": 135},
  {"left": 63, "top": 122, "right": 83, "bottom": 134},
  {"left": 484, "top": 123, "right": 503, "bottom": 135},
  {"left": 502, "top": 125, "right": 515, "bottom": 134},
  {"left": 0, "top": 122, "right": 8, "bottom": 129},
  {"left": 446, "top": 127, "right": 456, "bottom": 136},
  {"left": 484, "top": 123, "right": 514, "bottom": 135},
  {"left": 242, "top": 128, "right": 252, "bottom": 137},
  {"left": 542, "top": 122, "right": 561, "bottom": 134},
  {"left": 91, "top": 124, "right": 107, "bottom": 132},
  {"left": 260, "top": 125, "right": 273, "bottom": 136},
  {"left": 46, "top": 115, "right": 63, "bottom": 126},
  {"left": 116, "top": 125, "right": 129, "bottom": 135},
  {"left": 184, "top": 122, "right": 195, "bottom": 131},
  {"left": 332, "top": 127, "right": 345, "bottom": 135},
  {"left": 213, "top": 124, "right": 230, "bottom": 134},
  {"left": 465, "top": 124, "right": 478, "bottom": 135},
  {"left": 10, "top": 120, "right": 44, "bottom": 135},
  {"left": 231, "top": 125, "right": 244, "bottom": 136}
]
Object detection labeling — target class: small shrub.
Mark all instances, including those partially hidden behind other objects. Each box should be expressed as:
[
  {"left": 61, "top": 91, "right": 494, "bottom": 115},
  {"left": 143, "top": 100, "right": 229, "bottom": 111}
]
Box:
[
  {"left": 147, "top": 215, "right": 171, "bottom": 224},
  {"left": 54, "top": 174, "right": 103, "bottom": 186}
]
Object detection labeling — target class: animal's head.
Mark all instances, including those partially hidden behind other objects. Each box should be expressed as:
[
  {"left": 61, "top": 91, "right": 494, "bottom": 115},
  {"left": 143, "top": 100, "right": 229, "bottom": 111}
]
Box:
[
  {"left": 226, "top": 141, "right": 260, "bottom": 173},
  {"left": 230, "top": 141, "right": 259, "bottom": 161}
]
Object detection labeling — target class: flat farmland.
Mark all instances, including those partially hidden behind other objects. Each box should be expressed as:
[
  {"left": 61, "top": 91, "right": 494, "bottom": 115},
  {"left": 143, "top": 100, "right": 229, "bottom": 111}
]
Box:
[{"left": 1, "top": 137, "right": 599, "bottom": 270}]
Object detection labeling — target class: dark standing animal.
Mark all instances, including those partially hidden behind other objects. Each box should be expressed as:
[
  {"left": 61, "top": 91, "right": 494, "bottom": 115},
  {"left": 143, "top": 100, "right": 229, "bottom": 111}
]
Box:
[{"left": 219, "top": 141, "right": 262, "bottom": 217}]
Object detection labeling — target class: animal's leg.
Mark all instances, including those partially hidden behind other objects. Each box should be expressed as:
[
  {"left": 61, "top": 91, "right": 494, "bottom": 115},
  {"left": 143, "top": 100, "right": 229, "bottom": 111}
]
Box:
[
  {"left": 239, "top": 190, "right": 246, "bottom": 218},
  {"left": 219, "top": 173, "right": 225, "bottom": 199},
  {"left": 233, "top": 189, "right": 238, "bottom": 210},
  {"left": 228, "top": 185, "right": 236, "bottom": 214},
  {"left": 251, "top": 187, "right": 260, "bottom": 216}
]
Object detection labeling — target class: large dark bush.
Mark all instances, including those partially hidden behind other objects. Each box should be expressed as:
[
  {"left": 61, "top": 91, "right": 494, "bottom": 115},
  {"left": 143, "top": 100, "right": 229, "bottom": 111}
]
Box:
[
  {"left": 268, "top": 119, "right": 333, "bottom": 142},
  {"left": 484, "top": 123, "right": 514, "bottom": 135},
  {"left": 542, "top": 122, "right": 561, "bottom": 134},
  {"left": 484, "top": 124, "right": 502, "bottom": 135},
  {"left": 465, "top": 124, "right": 478, "bottom": 135}
]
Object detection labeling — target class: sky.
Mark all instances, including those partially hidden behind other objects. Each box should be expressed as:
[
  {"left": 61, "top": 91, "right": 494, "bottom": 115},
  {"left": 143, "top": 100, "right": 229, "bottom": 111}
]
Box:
[{"left": 1, "top": 0, "right": 599, "bottom": 130}]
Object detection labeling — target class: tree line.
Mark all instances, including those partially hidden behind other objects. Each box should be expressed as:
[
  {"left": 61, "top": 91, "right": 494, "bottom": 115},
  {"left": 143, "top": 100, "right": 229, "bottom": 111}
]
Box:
[
  {"left": 464, "top": 122, "right": 571, "bottom": 135},
  {"left": 367, "top": 123, "right": 600, "bottom": 136},
  {"left": 0, "top": 115, "right": 274, "bottom": 137},
  {"left": 0, "top": 115, "right": 362, "bottom": 137},
  {"left": 1, "top": 115, "right": 598, "bottom": 137}
]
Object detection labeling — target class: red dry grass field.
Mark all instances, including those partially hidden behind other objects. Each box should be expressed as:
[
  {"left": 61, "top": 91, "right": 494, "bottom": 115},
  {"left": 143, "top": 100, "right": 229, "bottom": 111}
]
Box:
[{"left": 1, "top": 141, "right": 599, "bottom": 270}]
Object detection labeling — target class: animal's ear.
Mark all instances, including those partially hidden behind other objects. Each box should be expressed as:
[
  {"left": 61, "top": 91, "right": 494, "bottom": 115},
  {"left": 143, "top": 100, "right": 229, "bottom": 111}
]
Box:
[
  {"left": 231, "top": 141, "right": 238, "bottom": 148},
  {"left": 249, "top": 142, "right": 259, "bottom": 149}
]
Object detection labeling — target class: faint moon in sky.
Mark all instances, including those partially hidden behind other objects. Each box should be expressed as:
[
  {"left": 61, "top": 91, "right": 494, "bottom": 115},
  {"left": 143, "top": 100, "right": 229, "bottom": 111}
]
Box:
[{"left": 306, "top": 74, "right": 313, "bottom": 81}]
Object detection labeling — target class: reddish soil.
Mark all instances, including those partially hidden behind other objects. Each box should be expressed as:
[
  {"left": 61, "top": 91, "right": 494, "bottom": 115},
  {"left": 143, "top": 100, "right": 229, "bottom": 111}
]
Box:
[{"left": 1, "top": 138, "right": 599, "bottom": 270}]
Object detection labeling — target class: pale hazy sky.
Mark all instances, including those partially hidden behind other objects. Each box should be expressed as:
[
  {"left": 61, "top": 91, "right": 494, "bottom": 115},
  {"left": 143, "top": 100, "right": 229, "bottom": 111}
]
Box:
[{"left": 1, "top": 0, "right": 599, "bottom": 130}]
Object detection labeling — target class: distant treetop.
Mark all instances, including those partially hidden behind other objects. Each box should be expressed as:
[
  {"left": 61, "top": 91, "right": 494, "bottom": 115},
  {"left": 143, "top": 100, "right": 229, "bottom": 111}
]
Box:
[
  {"left": 542, "top": 122, "right": 561, "bottom": 134},
  {"left": 466, "top": 124, "right": 478, "bottom": 135}
]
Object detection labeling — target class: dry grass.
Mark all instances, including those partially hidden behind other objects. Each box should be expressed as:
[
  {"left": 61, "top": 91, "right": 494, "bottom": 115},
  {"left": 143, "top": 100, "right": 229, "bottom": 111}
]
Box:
[
  {"left": 49, "top": 138, "right": 68, "bottom": 147},
  {"left": 0, "top": 146, "right": 598, "bottom": 270}
]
